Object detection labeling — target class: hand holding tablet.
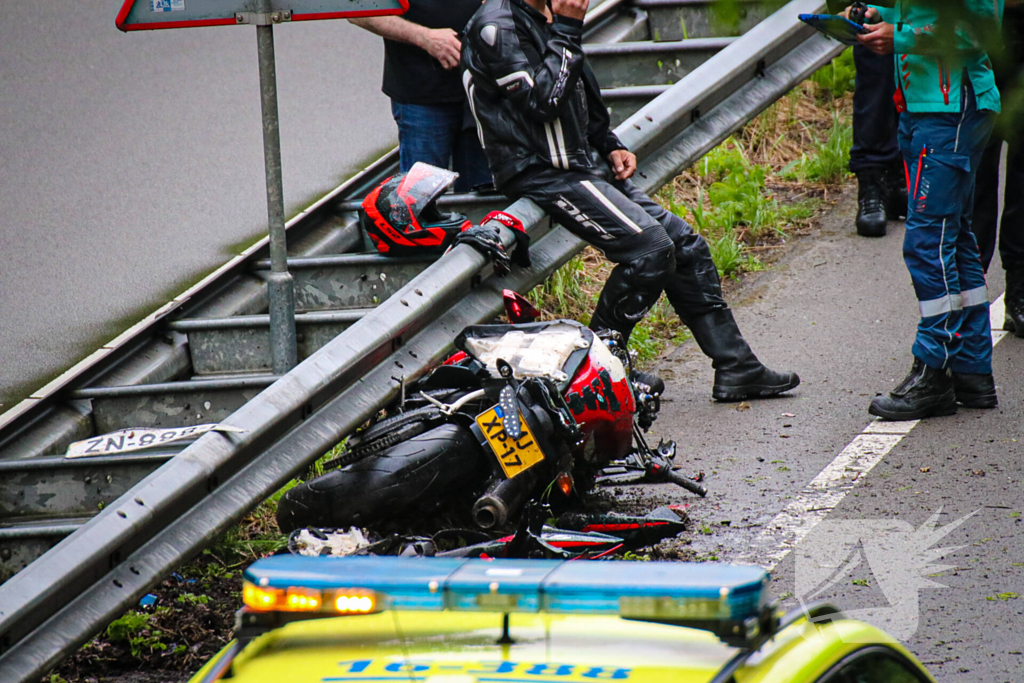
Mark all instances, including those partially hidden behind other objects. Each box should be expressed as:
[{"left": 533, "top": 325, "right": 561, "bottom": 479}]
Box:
[{"left": 799, "top": 13, "right": 870, "bottom": 45}]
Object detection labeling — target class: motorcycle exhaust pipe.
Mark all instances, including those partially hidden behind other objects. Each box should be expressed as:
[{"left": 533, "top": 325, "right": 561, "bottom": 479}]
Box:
[{"left": 472, "top": 469, "right": 540, "bottom": 529}]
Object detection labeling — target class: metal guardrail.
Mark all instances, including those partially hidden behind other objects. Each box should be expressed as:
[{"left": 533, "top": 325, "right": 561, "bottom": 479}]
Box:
[{"left": 0, "top": 0, "right": 843, "bottom": 679}]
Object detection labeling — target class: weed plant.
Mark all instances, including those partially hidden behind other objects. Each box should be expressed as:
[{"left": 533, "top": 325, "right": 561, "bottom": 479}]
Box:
[
  {"left": 780, "top": 112, "right": 853, "bottom": 184},
  {"left": 105, "top": 611, "right": 167, "bottom": 658}
]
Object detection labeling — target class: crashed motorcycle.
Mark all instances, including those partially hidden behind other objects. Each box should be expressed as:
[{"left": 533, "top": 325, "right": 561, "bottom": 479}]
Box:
[
  {"left": 287, "top": 503, "right": 691, "bottom": 560},
  {"left": 276, "top": 290, "right": 706, "bottom": 535}
]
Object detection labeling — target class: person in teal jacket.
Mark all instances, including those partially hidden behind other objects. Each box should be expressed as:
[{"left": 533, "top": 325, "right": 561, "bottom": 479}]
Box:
[{"left": 846, "top": 0, "right": 1003, "bottom": 419}]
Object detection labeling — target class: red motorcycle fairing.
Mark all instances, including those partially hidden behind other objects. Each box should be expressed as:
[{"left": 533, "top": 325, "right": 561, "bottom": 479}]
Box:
[
  {"left": 450, "top": 319, "right": 635, "bottom": 462},
  {"left": 565, "top": 346, "right": 635, "bottom": 462},
  {"left": 443, "top": 351, "right": 469, "bottom": 366}
]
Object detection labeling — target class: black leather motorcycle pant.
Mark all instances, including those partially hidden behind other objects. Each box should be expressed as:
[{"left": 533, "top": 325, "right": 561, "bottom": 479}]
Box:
[{"left": 504, "top": 166, "right": 726, "bottom": 340}]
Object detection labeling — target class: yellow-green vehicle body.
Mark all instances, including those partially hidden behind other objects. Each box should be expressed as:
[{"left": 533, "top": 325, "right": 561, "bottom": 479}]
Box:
[{"left": 188, "top": 557, "right": 937, "bottom": 683}]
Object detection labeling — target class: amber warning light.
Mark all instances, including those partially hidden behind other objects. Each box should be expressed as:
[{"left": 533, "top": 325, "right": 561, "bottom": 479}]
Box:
[{"left": 243, "top": 582, "right": 378, "bottom": 615}]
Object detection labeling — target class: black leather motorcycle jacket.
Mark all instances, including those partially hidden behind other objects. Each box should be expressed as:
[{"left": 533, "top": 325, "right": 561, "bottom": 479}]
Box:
[{"left": 461, "top": 0, "right": 627, "bottom": 189}]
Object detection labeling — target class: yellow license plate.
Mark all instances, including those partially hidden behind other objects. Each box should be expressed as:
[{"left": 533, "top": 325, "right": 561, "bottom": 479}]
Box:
[{"left": 475, "top": 405, "right": 546, "bottom": 479}]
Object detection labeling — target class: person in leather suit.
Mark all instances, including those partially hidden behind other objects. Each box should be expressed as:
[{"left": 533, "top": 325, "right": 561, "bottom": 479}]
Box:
[{"left": 461, "top": 0, "right": 799, "bottom": 401}]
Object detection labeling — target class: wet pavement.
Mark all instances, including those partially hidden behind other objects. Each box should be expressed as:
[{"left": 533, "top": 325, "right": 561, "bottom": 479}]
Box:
[
  {"left": 0, "top": 0, "right": 395, "bottom": 407},
  {"left": 638, "top": 189, "right": 1023, "bottom": 682}
]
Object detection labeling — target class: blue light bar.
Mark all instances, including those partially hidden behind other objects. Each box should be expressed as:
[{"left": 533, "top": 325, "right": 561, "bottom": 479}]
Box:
[
  {"left": 243, "top": 556, "right": 769, "bottom": 625},
  {"left": 541, "top": 561, "right": 767, "bottom": 620},
  {"left": 446, "top": 559, "right": 561, "bottom": 612}
]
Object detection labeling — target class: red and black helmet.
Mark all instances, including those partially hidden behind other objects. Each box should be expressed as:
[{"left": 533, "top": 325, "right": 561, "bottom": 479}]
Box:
[{"left": 360, "top": 162, "right": 472, "bottom": 256}]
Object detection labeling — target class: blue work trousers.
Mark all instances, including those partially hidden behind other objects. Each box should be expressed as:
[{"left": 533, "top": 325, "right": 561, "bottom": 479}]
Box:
[
  {"left": 899, "top": 79, "right": 994, "bottom": 374},
  {"left": 391, "top": 101, "right": 492, "bottom": 192}
]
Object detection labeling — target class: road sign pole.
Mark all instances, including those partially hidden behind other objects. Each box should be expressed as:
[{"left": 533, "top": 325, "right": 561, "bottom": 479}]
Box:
[
  {"left": 255, "top": 8, "right": 297, "bottom": 375},
  {"left": 115, "top": 0, "right": 409, "bottom": 376}
]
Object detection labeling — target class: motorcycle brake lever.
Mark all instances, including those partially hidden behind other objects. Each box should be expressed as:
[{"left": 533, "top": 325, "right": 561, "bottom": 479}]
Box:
[{"left": 594, "top": 451, "right": 648, "bottom": 485}]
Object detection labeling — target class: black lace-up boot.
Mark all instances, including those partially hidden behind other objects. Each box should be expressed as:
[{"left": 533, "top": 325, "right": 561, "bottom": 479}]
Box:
[
  {"left": 855, "top": 169, "right": 888, "bottom": 237},
  {"left": 686, "top": 309, "right": 800, "bottom": 402},
  {"left": 885, "top": 161, "right": 908, "bottom": 220},
  {"left": 952, "top": 372, "right": 998, "bottom": 408},
  {"left": 869, "top": 358, "right": 957, "bottom": 420},
  {"left": 1004, "top": 268, "right": 1024, "bottom": 337}
]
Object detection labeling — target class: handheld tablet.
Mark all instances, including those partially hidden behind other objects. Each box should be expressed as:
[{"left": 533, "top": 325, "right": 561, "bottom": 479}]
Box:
[{"left": 798, "top": 13, "right": 869, "bottom": 46}]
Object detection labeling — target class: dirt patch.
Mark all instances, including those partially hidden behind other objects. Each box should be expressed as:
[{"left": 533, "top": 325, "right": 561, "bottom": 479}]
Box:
[{"left": 52, "top": 555, "right": 243, "bottom": 683}]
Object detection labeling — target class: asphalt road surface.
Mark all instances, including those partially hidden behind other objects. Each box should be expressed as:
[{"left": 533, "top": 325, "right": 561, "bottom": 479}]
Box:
[
  {"left": 642, "top": 190, "right": 1022, "bottom": 682},
  {"left": 0, "top": 0, "right": 396, "bottom": 408}
]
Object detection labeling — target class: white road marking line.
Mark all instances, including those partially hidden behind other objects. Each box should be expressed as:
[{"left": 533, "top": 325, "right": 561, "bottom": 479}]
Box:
[
  {"left": 990, "top": 293, "right": 1007, "bottom": 344},
  {"left": 750, "top": 293, "right": 1008, "bottom": 571}
]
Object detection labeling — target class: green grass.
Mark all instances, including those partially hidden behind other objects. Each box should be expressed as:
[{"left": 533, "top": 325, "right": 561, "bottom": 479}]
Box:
[
  {"left": 781, "top": 112, "right": 853, "bottom": 185},
  {"left": 672, "top": 137, "right": 798, "bottom": 278},
  {"left": 810, "top": 47, "right": 856, "bottom": 100},
  {"left": 527, "top": 254, "right": 592, "bottom": 321}
]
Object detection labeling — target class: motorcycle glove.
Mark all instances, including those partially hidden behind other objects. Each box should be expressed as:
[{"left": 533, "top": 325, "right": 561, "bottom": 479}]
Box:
[
  {"left": 451, "top": 224, "right": 512, "bottom": 276},
  {"left": 481, "top": 210, "right": 531, "bottom": 268}
]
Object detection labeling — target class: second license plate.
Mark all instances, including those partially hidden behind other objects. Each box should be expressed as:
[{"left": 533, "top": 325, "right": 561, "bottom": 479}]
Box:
[{"left": 475, "top": 405, "right": 545, "bottom": 479}]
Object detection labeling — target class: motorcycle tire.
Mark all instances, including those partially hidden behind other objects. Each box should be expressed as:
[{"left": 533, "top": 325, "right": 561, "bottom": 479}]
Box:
[
  {"left": 276, "top": 423, "right": 485, "bottom": 533},
  {"left": 320, "top": 406, "right": 444, "bottom": 472}
]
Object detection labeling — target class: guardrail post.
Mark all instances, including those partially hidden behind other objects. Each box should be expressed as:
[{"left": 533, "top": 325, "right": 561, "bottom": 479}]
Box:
[{"left": 255, "top": 1, "right": 297, "bottom": 374}]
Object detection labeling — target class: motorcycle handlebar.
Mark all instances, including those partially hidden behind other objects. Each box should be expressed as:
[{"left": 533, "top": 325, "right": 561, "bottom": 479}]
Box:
[{"left": 665, "top": 469, "right": 707, "bottom": 497}]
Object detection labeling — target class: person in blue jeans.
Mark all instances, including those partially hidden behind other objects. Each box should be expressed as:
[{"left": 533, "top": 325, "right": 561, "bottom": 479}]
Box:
[
  {"left": 851, "top": 0, "right": 1003, "bottom": 419},
  {"left": 350, "top": 1, "right": 492, "bottom": 192}
]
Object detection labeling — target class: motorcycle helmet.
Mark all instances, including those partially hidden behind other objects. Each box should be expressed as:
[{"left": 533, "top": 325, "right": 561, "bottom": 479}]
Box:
[{"left": 360, "top": 162, "right": 471, "bottom": 256}]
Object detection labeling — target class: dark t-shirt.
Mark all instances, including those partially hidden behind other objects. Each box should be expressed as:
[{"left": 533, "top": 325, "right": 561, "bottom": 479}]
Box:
[{"left": 382, "top": 0, "right": 482, "bottom": 105}]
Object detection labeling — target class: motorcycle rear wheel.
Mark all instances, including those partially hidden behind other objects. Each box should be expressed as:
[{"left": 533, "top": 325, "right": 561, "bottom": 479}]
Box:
[{"left": 276, "top": 423, "right": 485, "bottom": 532}]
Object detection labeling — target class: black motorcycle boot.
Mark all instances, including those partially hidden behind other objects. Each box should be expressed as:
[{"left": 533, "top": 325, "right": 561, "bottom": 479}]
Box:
[
  {"left": 855, "top": 169, "right": 887, "bottom": 237},
  {"left": 952, "top": 372, "right": 998, "bottom": 409},
  {"left": 686, "top": 308, "right": 800, "bottom": 402},
  {"left": 869, "top": 358, "right": 957, "bottom": 420},
  {"left": 884, "top": 161, "right": 908, "bottom": 220},
  {"left": 1004, "top": 268, "right": 1024, "bottom": 337}
]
